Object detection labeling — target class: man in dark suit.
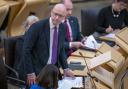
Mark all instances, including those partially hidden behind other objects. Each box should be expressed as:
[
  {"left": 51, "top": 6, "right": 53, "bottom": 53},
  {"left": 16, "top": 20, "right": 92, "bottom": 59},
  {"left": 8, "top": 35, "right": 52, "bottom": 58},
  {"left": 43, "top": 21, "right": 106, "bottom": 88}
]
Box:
[
  {"left": 63, "top": 0, "right": 85, "bottom": 57},
  {"left": 22, "top": 4, "right": 74, "bottom": 86}
]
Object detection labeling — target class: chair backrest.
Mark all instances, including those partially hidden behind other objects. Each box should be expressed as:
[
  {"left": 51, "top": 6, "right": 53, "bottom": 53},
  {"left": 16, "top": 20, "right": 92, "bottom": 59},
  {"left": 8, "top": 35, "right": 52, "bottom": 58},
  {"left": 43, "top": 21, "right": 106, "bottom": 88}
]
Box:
[
  {"left": 81, "top": 6, "right": 105, "bottom": 36},
  {"left": 80, "top": 0, "right": 114, "bottom": 37},
  {"left": 7, "top": 0, "right": 49, "bottom": 37},
  {"left": 4, "top": 36, "right": 21, "bottom": 68},
  {"left": 4, "top": 36, "right": 26, "bottom": 87}
]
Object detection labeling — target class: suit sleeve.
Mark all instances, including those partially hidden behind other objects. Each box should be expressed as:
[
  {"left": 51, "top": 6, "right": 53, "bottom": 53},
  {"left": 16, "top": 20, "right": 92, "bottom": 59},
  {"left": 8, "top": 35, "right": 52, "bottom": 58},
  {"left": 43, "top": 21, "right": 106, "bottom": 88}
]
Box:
[
  {"left": 23, "top": 23, "right": 40, "bottom": 75},
  {"left": 75, "top": 17, "right": 83, "bottom": 41},
  {"left": 64, "top": 17, "right": 83, "bottom": 50},
  {"left": 59, "top": 25, "right": 68, "bottom": 69}
]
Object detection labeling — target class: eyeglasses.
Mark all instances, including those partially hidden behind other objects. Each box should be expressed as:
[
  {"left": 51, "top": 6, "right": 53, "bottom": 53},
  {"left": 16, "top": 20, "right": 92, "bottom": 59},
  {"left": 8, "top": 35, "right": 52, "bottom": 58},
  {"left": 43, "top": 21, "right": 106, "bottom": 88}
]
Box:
[{"left": 52, "top": 11, "right": 65, "bottom": 18}]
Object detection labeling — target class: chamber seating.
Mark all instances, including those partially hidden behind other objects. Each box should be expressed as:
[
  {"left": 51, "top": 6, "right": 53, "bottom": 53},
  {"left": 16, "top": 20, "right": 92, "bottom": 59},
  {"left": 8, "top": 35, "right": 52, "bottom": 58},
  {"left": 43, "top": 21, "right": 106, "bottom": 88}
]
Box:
[
  {"left": 6, "top": 0, "right": 49, "bottom": 37},
  {"left": 0, "top": 5, "right": 9, "bottom": 31},
  {"left": 4, "top": 36, "right": 25, "bottom": 88},
  {"left": 80, "top": 2, "right": 112, "bottom": 36}
]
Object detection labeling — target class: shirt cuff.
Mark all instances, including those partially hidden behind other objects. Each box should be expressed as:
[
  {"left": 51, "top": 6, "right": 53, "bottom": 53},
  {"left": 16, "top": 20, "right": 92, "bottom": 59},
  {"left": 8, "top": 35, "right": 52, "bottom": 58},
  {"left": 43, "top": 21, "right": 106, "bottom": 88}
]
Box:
[
  {"left": 64, "top": 68, "right": 70, "bottom": 71},
  {"left": 69, "top": 42, "right": 72, "bottom": 48}
]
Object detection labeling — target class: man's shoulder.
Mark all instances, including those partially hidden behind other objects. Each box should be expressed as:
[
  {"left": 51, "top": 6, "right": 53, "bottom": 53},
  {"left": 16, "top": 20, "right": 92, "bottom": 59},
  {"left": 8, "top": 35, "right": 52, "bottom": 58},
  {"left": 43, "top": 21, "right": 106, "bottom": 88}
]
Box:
[
  {"left": 37, "top": 18, "right": 49, "bottom": 26},
  {"left": 31, "top": 18, "right": 49, "bottom": 30},
  {"left": 68, "top": 16, "right": 78, "bottom": 21},
  {"left": 101, "top": 5, "right": 111, "bottom": 12}
]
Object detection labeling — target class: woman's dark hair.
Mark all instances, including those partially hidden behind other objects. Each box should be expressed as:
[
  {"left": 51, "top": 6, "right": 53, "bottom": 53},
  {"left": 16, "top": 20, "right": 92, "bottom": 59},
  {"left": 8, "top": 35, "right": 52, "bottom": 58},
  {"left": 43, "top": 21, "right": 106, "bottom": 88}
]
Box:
[{"left": 36, "top": 64, "right": 59, "bottom": 89}]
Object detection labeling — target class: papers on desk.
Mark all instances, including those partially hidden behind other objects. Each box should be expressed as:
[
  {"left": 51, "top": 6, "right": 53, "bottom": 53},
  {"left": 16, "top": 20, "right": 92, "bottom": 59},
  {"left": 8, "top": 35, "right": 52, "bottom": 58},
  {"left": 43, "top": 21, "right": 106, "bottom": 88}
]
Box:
[
  {"left": 84, "top": 35, "right": 99, "bottom": 49},
  {"left": 104, "top": 33, "right": 115, "bottom": 38},
  {"left": 58, "top": 77, "right": 83, "bottom": 89}
]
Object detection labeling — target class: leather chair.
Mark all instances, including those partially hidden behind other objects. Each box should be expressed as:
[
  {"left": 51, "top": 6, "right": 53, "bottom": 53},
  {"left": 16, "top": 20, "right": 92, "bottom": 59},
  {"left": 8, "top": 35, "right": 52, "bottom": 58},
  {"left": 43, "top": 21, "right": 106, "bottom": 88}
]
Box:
[
  {"left": 4, "top": 36, "right": 25, "bottom": 87},
  {"left": 81, "top": 6, "right": 107, "bottom": 36}
]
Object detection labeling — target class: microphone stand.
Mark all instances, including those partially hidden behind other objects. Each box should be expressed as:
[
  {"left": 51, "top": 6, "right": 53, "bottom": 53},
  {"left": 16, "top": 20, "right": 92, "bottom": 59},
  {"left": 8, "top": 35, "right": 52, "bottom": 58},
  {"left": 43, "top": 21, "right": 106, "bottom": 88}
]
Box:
[{"left": 79, "top": 52, "right": 97, "bottom": 89}]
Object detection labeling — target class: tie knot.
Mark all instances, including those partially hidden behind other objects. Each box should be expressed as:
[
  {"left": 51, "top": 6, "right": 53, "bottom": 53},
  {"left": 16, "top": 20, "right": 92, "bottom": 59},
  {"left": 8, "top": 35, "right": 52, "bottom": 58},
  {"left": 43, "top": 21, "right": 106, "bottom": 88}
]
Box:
[
  {"left": 54, "top": 26, "right": 57, "bottom": 30},
  {"left": 64, "top": 20, "right": 67, "bottom": 23}
]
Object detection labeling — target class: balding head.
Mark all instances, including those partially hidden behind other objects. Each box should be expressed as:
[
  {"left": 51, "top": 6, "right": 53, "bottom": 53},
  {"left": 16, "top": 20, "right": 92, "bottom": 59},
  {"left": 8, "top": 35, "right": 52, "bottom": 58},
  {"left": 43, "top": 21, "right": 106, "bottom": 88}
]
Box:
[
  {"left": 51, "top": 3, "right": 67, "bottom": 26},
  {"left": 63, "top": 0, "right": 73, "bottom": 17},
  {"left": 52, "top": 3, "right": 67, "bottom": 17}
]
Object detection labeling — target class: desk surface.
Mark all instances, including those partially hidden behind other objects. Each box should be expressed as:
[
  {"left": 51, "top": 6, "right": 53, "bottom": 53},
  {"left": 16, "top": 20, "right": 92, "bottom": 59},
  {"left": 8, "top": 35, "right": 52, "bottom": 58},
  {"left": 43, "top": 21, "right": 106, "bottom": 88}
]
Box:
[{"left": 60, "top": 56, "right": 88, "bottom": 76}]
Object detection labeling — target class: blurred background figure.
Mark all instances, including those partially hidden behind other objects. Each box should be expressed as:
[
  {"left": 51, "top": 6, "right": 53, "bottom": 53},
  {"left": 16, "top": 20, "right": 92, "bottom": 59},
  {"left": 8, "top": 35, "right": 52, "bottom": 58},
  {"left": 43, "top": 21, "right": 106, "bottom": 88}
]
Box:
[
  {"left": 24, "top": 12, "right": 39, "bottom": 31},
  {"left": 30, "top": 64, "right": 59, "bottom": 89},
  {"left": 93, "top": 0, "right": 128, "bottom": 38},
  {"left": 63, "top": 0, "right": 85, "bottom": 57}
]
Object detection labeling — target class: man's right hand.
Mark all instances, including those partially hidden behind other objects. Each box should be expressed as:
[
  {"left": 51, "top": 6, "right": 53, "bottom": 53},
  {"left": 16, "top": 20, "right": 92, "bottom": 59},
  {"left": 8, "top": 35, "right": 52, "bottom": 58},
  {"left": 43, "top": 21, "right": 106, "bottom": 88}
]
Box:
[
  {"left": 70, "top": 42, "right": 85, "bottom": 48},
  {"left": 27, "top": 73, "right": 36, "bottom": 86}
]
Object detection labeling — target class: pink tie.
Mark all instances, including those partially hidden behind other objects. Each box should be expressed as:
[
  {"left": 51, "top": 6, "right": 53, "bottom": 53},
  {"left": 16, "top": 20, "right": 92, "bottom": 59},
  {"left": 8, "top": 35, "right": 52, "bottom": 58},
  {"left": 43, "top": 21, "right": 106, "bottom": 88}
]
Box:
[
  {"left": 64, "top": 20, "right": 71, "bottom": 41},
  {"left": 64, "top": 20, "right": 73, "bottom": 56}
]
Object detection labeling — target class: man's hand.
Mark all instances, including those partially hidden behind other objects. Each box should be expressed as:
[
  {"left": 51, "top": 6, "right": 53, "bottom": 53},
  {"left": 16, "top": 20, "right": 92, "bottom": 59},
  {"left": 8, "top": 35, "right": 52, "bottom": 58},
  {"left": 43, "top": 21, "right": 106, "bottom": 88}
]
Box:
[
  {"left": 70, "top": 42, "right": 85, "bottom": 48},
  {"left": 64, "top": 68, "right": 75, "bottom": 79},
  {"left": 27, "top": 73, "right": 36, "bottom": 86},
  {"left": 106, "top": 25, "right": 113, "bottom": 33}
]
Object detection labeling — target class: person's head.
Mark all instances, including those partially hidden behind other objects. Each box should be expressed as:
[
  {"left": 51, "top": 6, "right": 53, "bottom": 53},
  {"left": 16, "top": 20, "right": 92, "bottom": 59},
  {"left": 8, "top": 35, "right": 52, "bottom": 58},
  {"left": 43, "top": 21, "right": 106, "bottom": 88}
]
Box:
[
  {"left": 112, "top": 0, "right": 127, "bottom": 12},
  {"left": 36, "top": 64, "right": 59, "bottom": 89},
  {"left": 24, "top": 12, "right": 39, "bottom": 30},
  {"left": 63, "top": 0, "right": 73, "bottom": 17},
  {"left": 51, "top": 3, "right": 67, "bottom": 26}
]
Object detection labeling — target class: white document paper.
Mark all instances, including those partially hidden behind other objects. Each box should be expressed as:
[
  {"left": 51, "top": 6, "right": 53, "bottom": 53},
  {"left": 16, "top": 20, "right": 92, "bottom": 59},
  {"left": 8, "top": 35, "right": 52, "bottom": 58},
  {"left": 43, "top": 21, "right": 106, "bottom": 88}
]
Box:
[
  {"left": 58, "top": 77, "right": 83, "bottom": 89},
  {"left": 104, "top": 33, "right": 115, "bottom": 38},
  {"left": 85, "top": 35, "right": 99, "bottom": 49}
]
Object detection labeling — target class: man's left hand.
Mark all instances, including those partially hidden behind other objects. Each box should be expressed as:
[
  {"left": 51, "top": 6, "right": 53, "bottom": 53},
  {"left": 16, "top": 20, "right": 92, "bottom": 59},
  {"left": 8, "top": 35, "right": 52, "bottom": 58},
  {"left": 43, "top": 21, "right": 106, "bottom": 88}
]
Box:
[{"left": 64, "top": 68, "right": 75, "bottom": 78}]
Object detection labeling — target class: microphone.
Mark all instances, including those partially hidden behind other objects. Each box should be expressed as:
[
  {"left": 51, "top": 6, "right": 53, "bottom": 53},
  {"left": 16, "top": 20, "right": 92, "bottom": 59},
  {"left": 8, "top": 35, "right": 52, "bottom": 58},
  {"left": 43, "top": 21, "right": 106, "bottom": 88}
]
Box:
[{"left": 79, "top": 52, "right": 97, "bottom": 89}]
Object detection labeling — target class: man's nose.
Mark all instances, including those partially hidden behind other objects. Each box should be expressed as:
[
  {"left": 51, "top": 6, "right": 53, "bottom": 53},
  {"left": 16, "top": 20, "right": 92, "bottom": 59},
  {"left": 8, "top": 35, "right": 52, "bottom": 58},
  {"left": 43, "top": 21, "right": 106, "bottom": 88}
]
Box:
[{"left": 55, "top": 15, "right": 59, "bottom": 20}]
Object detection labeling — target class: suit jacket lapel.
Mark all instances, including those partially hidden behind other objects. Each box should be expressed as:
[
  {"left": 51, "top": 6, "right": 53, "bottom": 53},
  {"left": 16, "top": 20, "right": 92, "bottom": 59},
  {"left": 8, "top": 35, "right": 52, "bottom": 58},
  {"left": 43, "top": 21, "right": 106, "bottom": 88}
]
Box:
[
  {"left": 68, "top": 17, "right": 74, "bottom": 40},
  {"left": 44, "top": 19, "right": 50, "bottom": 49},
  {"left": 58, "top": 25, "right": 61, "bottom": 48}
]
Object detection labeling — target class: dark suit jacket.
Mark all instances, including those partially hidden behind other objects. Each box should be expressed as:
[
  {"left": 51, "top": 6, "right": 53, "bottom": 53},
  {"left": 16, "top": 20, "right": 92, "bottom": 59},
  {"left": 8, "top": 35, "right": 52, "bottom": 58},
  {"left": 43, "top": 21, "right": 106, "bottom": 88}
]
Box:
[
  {"left": 22, "top": 18, "right": 68, "bottom": 76},
  {"left": 64, "top": 16, "right": 82, "bottom": 55}
]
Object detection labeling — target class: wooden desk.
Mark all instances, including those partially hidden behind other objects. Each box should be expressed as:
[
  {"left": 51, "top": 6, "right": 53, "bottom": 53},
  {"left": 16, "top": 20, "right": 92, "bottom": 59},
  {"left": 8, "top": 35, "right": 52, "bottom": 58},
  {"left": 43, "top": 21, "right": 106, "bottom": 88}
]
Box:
[
  {"left": 99, "top": 36, "right": 115, "bottom": 42},
  {"left": 60, "top": 56, "right": 88, "bottom": 76},
  {"left": 71, "top": 49, "right": 96, "bottom": 58},
  {"left": 68, "top": 56, "right": 88, "bottom": 76}
]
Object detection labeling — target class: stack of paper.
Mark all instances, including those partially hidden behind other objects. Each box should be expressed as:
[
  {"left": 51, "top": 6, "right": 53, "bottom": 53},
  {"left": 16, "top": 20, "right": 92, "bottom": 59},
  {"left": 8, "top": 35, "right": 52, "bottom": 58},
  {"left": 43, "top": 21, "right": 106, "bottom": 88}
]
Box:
[
  {"left": 58, "top": 77, "right": 83, "bottom": 89},
  {"left": 84, "top": 35, "right": 99, "bottom": 49}
]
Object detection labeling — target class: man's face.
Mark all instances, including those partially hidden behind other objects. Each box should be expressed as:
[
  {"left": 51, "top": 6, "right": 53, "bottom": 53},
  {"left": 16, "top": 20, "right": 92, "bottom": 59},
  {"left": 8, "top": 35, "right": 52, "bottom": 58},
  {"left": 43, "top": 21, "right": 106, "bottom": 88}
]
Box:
[
  {"left": 64, "top": 2, "right": 73, "bottom": 17},
  {"left": 51, "top": 8, "right": 65, "bottom": 26},
  {"left": 65, "top": 4, "right": 73, "bottom": 17}
]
